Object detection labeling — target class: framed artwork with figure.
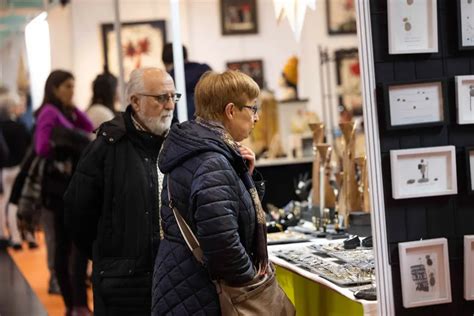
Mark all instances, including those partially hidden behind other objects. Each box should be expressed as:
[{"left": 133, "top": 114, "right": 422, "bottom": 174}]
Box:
[
  {"left": 326, "top": 0, "right": 357, "bottom": 34},
  {"left": 335, "top": 48, "right": 362, "bottom": 115},
  {"left": 226, "top": 59, "right": 264, "bottom": 88},
  {"left": 390, "top": 146, "right": 457, "bottom": 200},
  {"left": 220, "top": 0, "right": 258, "bottom": 35},
  {"left": 399, "top": 238, "right": 452, "bottom": 308},
  {"left": 101, "top": 20, "right": 166, "bottom": 81}
]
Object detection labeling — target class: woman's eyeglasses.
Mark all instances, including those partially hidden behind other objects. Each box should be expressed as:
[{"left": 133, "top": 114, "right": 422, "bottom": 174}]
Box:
[
  {"left": 138, "top": 93, "right": 182, "bottom": 104},
  {"left": 241, "top": 105, "right": 259, "bottom": 115}
]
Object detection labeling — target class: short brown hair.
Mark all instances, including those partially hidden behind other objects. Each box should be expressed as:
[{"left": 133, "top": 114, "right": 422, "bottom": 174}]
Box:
[{"left": 194, "top": 70, "right": 260, "bottom": 120}]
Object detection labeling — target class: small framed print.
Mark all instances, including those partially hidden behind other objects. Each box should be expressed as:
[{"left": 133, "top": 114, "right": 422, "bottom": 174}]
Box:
[
  {"left": 465, "top": 147, "right": 474, "bottom": 193},
  {"left": 455, "top": 75, "right": 474, "bottom": 124},
  {"left": 457, "top": 0, "right": 474, "bottom": 50},
  {"left": 384, "top": 80, "right": 446, "bottom": 130},
  {"left": 465, "top": 235, "right": 474, "bottom": 300},
  {"left": 220, "top": 0, "right": 258, "bottom": 35},
  {"left": 326, "top": 0, "right": 357, "bottom": 35},
  {"left": 387, "top": 0, "right": 438, "bottom": 54},
  {"left": 390, "top": 146, "right": 457, "bottom": 199},
  {"left": 399, "top": 238, "right": 452, "bottom": 308},
  {"left": 226, "top": 59, "right": 264, "bottom": 88}
]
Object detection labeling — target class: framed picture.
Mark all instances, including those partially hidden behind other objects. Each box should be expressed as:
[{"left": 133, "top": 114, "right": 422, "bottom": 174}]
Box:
[
  {"left": 455, "top": 75, "right": 474, "bottom": 124},
  {"left": 226, "top": 59, "right": 264, "bottom": 88},
  {"left": 335, "top": 48, "right": 362, "bottom": 116},
  {"left": 220, "top": 0, "right": 258, "bottom": 35},
  {"left": 387, "top": 0, "right": 438, "bottom": 54},
  {"left": 101, "top": 20, "right": 166, "bottom": 81},
  {"left": 390, "top": 146, "right": 457, "bottom": 199},
  {"left": 326, "top": 0, "right": 357, "bottom": 34},
  {"left": 457, "top": 0, "right": 474, "bottom": 50},
  {"left": 398, "top": 238, "right": 452, "bottom": 308},
  {"left": 465, "top": 147, "right": 474, "bottom": 193},
  {"left": 384, "top": 79, "right": 447, "bottom": 130},
  {"left": 465, "top": 235, "right": 474, "bottom": 300}
]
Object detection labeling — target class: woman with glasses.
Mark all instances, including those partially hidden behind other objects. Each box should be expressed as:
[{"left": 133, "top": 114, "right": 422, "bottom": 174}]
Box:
[{"left": 152, "top": 70, "right": 285, "bottom": 315}]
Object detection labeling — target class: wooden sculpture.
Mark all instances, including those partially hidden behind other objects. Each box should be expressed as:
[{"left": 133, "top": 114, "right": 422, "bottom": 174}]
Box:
[
  {"left": 316, "top": 143, "right": 336, "bottom": 227},
  {"left": 339, "top": 122, "right": 361, "bottom": 218},
  {"left": 355, "top": 156, "right": 371, "bottom": 213}
]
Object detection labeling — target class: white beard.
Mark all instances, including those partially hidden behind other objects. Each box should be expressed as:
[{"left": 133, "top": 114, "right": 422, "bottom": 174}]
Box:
[{"left": 137, "top": 111, "right": 173, "bottom": 135}]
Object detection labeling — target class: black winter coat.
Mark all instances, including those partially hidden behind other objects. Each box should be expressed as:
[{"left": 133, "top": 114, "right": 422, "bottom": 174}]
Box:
[
  {"left": 152, "top": 120, "right": 261, "bottom": 315},
  {"left": 0, "top": 119, "right": 30, "bottom": 167},
  {"left": 64, "top": 107, "right": 164, "bottom": 316}
]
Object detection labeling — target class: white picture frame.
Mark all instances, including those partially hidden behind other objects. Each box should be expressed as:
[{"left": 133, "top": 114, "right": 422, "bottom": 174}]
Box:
[
  {"left": 458, "top": 0, "right": 474, "bottom": 49},
  {"left": 455, "top": 75, "right": 474, "bottom": 124},
  {"left": 390, "top": 146, "right": 457, "bottom": 199},
  {"left": 387, "top": 0, "right": 438, "bottom": 54},
  {"left": 399, "top": 238, "right": 452, "bottom": 308},
  {"left": 386, "top": 81, "right": 445, "bottom": 128},
  {"left": 465, "top": 235, "right": 474, "bottom": 300}
]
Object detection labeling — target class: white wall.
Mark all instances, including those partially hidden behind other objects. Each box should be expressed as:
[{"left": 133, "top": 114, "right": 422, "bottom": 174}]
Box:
[
  {"left": 49, "top": 5, "right": 73, "bottom": 72},
  {"left": 47, "top": 0, "right": 358, "bottom": 120},
  {"left": 186, "top": 0, "right": 358, "bottom": 125}
]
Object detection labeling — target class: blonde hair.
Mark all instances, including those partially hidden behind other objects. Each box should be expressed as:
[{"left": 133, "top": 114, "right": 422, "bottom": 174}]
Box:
[{"left": 194, "top": 70, "right": 260, "bottom": 120}]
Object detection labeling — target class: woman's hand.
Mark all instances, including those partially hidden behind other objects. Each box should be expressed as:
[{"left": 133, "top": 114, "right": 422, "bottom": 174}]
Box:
[{"left": 238, "top": 144, "right": 256, "bottom": 174}]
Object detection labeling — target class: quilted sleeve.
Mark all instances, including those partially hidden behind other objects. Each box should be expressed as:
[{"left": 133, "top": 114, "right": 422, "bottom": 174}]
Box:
[
  {"left": 190, "top": 156, "right": 256, "bottom": 285},
  {"left": 63, "top": 139, "right": 105, "bottom": 258}
]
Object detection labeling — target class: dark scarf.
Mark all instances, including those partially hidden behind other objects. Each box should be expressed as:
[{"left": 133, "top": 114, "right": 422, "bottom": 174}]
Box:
[{"left": 195, "top": 117, "right": 268, "bottom": 274}]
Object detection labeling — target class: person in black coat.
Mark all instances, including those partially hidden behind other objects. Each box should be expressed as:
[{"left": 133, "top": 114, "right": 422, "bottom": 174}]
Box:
[
  {"left": 0, "top": 89, "right": 33, "bottom": 249},
  {"left": 152, "top": 70, "right": 268, "bottom": 315},
  {"left": 64, "top": 67, "right": 179, "bottom": 316},
  {"left": 162, "top": 43, "right": 211, "bottom": 120}
]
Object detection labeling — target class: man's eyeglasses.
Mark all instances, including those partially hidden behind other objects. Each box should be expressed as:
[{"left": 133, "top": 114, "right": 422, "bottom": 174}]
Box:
[
  {"left": 138, "top": 93, "right": 182, "bottom": 104},
  {"left": 241, "top": 105, "right": 259, "bottom": 115}
]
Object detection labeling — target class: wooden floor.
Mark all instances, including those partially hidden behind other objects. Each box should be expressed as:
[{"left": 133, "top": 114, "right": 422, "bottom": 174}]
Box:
[{"left": 7, "top": 233, "right": 93, "bottom": 316}]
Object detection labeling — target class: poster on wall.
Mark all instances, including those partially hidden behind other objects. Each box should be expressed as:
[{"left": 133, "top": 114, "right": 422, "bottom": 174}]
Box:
[
  {"left": 384, "top": 80, "right": 446, "bottom": 129},
  {"left": 457, "top": 0, "right": 474, "bottom": 50},
  {"left": 465, "top": 235, "right": 474, "bottom": 300},
  {"left": 101, "top": 20, "right": 166, "bottom": 82},
  {"left": 326, "top": 0, "right": 357, "bottom": 34},
  {"left": 220, "top": 0, "right": 258, "bottom": 35},
  {"left": 226, "top": 59, "right": 264, "bottom": 88},
  {"left": 465, "top": 147, "right": 474, "bottom": 193},
  {"left": 398, "top": 238, "right": 452, "bottom": 308},
  {"left": 455, "top": 75, "right": 474, "bottom": 124},
  {"left": 390, "top": 146, "right": 457, "bottom": 199},
  {"left": 335, "top": 48, "right": 362, "bottom": 116},
  {"left": 387, "top": 0, "right": 438, "bottom": 54}
]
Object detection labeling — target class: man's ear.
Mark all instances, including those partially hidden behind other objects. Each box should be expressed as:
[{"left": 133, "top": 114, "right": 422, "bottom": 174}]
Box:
[
  {"left": 130, "top": 95, "right": 140, "bottom": 112},
  {"left": 224, "top": 102, "right": 235, "bottom": 120}
]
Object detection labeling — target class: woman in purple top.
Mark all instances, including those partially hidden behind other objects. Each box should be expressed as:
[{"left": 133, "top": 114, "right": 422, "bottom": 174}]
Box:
[{"left": 35, "top": 70, "right": 93, "bottom": 316}]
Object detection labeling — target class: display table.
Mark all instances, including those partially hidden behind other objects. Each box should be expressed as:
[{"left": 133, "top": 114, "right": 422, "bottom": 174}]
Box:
[{"left": 269, "top": 242, "right": 377, "bottom": 316}]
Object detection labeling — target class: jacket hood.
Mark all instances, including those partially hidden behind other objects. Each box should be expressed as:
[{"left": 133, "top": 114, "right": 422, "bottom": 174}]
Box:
[{"left": 158, "top": 120, "right": 238, "bottom": 174}]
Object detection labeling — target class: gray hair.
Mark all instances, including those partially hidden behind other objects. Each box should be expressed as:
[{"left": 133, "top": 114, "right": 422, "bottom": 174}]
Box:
[
  {"left": 0, "top": 86, "right": 19, "bottom": 115},
  {"left": 126, "top": 67, "right": 164, "bottom": 104}
]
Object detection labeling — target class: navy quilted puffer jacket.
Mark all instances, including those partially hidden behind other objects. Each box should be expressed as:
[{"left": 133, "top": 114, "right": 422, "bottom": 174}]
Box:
[{"left": 152, "top": 120, "right": 258, "bottom": 315}]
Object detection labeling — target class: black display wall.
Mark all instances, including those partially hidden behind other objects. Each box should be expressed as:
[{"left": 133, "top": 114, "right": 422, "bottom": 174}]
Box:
[{"left": 369, "top": 1, "right": 474, "bottom": 315}]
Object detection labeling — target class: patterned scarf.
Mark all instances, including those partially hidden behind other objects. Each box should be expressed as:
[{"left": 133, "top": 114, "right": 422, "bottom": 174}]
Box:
[{"left": 195, "top": 117, "right": 268, "bottom": 274}]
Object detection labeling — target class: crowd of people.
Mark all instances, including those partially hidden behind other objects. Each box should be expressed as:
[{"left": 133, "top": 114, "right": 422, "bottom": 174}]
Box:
[{"left": 0, "top": 44, "right": 294, "bottom": 316}]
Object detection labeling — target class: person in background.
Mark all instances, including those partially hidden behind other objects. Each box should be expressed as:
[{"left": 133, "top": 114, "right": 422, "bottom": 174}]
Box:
[
  {"left": 86, "top": 70, "right": 118, "bottom": 131},
  {"left": 35, "top": 70, "right": 94, "bottom": 316},
  {"left": 152, "top": 70, "right": 270, "bottom": 315},
  {"left": 0, "top": 87, "right": 35, "bottom": 250},
  {"left": 162, "top": 43, "right": 211, "bottom": 120},
  {"left": 64, "top": 67, "right": 178, "bottom": 315}
]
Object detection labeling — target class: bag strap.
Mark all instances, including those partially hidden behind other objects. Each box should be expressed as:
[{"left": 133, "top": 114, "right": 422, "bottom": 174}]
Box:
[{"left": 167, "top": 176, "right": 204, "bottom": 265}]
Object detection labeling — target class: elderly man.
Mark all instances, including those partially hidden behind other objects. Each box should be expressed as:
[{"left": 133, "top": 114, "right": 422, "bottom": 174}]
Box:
[{"left": 64, "top": 67, "right": 179, "bottom": 315}]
